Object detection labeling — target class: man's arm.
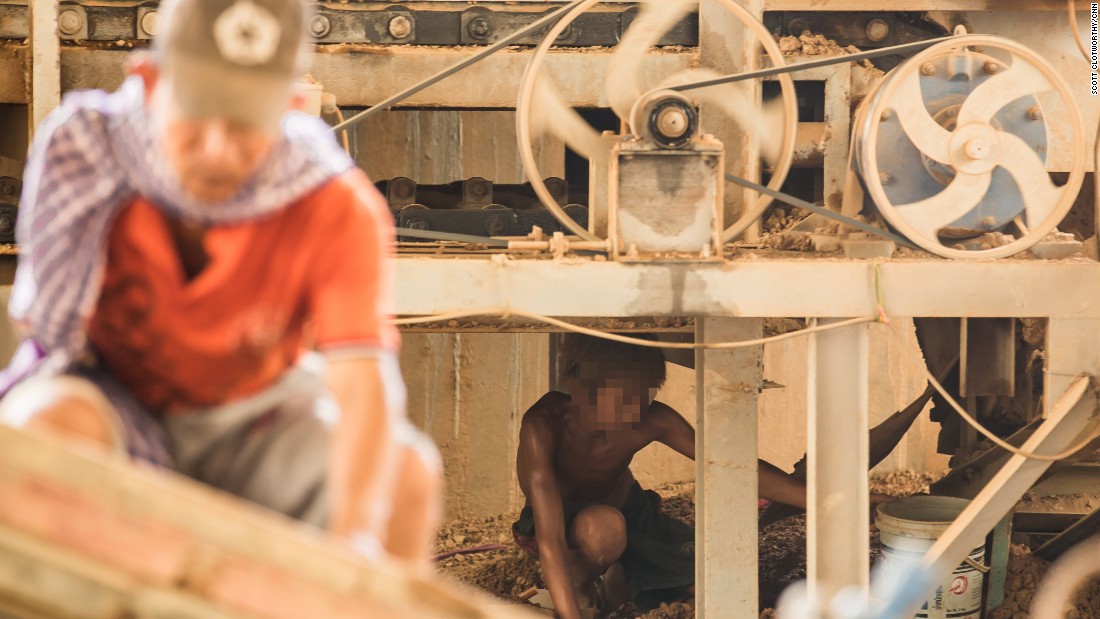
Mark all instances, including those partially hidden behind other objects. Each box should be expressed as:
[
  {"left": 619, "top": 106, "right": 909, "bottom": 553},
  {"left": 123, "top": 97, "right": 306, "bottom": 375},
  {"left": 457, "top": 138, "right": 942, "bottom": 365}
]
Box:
[
  {"left": 650, "top": 403, "right": 807, "bottom": 509},
  {"left": 518, "top": 415, "right": 584, "bottom": 619},
  {"left": 326, "top": 354, "right": 404, "bottom": 546}
]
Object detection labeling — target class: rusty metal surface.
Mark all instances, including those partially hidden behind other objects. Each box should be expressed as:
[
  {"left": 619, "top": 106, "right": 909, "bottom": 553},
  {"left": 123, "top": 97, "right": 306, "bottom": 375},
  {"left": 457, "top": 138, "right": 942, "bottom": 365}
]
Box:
[
  {"left": 1034, "top": 506, "right": 1100, "bottom": 560},
  {"left": 0, "top": 2, "right": 697, "bottom": 46},
  {"left": 0, "top": 44, "right": 698, "bottom": 107},
  {"left": 961, "top": 318, "right": 1016, "bottom": 397}
]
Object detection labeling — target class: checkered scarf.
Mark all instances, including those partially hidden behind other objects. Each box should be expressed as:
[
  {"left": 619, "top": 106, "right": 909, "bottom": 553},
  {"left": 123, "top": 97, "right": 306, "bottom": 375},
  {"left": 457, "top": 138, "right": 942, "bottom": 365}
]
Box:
[{"left": 1, "top": 77, "right": 354, "bottom": 392}]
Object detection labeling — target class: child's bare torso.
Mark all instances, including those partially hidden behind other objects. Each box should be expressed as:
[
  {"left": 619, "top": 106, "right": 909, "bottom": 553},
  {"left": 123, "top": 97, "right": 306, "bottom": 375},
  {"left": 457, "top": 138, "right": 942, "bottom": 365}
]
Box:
[{"left": 518, "top": 391, "right": 662, "bottom": 508}]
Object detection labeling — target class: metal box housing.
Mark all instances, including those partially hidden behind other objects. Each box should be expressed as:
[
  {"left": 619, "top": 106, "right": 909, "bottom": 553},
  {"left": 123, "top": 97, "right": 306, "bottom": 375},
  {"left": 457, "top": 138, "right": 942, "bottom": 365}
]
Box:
[{"left": 607, "top": 136, "right": 724, "bottom": 258}]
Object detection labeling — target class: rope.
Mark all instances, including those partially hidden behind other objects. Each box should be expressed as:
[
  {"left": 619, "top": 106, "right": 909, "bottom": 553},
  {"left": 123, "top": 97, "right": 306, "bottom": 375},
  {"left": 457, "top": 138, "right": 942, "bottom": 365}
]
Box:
[
  {"left": 873, "top": 263, "right": 889, "bottom": 324},
  {"left": 925, "top": 368, "right": 1100, "bottom": 462},
  {"left": 395, "top": 309, "right": 875, "bottom": 349}
]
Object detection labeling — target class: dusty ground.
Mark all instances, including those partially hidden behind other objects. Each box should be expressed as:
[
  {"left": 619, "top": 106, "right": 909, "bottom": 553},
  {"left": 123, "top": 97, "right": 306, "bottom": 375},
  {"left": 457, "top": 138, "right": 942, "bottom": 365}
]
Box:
[{"left": 435, "top": 471, "right": 1099, "bottom": 618}]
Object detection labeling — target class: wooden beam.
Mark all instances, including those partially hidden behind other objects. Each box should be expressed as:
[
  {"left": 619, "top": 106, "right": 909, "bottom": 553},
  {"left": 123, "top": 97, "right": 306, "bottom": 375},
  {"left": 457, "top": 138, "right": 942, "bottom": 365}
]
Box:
[
  {"left": 0, "top": 426, "right": 536, "bottom": 619},
  {"left": 28, "top": 0, "right": 59, "bottom": 134}
]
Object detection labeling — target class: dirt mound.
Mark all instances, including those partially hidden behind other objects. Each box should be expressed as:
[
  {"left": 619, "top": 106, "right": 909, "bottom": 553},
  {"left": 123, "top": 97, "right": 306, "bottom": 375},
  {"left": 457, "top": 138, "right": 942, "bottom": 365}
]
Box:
[
  {"left": 869, "top": 470, "right": 940, "bottom": 497},
  {"left": 778, "top": 33, "right": 876, "bottom": 71},
  {"left": 989, "top": 544, "right": 1100, "bottom": 619},
  {"left": 634, "top": 601, "right": 695, "bottom": 618}
]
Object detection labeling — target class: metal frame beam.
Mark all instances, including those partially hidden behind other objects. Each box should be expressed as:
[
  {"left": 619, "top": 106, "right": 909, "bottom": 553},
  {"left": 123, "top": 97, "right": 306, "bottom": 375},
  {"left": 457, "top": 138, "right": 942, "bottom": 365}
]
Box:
[{"left": 394, "top": 257, "right": 1100, "bottom": 320}]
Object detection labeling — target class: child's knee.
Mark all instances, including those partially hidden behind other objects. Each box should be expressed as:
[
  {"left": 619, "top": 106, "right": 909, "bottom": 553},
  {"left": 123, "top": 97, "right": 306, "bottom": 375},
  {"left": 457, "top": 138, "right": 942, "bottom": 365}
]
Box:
[{"left": 571, "top": 505, "right": 627, "bottom": 567}]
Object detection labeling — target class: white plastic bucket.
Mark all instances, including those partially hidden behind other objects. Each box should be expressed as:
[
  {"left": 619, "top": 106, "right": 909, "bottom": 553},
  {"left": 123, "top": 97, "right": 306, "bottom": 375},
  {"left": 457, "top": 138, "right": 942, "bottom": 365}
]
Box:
[{"left": 876, "top": 496, "right": 985, "bottom": 619}]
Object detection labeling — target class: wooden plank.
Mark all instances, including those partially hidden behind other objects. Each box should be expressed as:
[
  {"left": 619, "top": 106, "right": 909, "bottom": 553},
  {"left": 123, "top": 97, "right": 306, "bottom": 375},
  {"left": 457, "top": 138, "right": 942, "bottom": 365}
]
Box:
[
  {"left": 0, "top": 525, "right": 244, "bottom": 619},
  {"left": 0, "top": 426, "right": 536, "bottom": 619}
]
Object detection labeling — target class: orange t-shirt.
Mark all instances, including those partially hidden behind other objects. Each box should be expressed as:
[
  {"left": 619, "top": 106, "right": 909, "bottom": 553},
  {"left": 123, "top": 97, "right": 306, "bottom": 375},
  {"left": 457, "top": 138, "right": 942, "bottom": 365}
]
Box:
[{"left": 87, "top": 169, "right": 399, "bottom": 413}]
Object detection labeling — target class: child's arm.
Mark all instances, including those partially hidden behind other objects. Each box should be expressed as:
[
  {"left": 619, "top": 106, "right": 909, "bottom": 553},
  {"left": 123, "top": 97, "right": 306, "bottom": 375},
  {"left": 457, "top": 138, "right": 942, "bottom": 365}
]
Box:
[
  {"left": 759, "top": 460, "right": 807, "bottom": 509},
  {"left": 518, "top": 415, "right": 584, "bottom": 619},
  {"left": 650, "top": 402, "right": 808, "bottom": 509},
  {"left": 649, "top": 402, "right": 695, "bottom": 459}
]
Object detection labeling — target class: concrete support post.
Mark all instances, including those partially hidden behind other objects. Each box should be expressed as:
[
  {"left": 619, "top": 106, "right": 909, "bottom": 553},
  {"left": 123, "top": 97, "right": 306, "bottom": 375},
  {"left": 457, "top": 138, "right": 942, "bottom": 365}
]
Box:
[
  {"left": 30, "top": 0, "right": 61, "bottom": 136},
  {"left": 699, "top": 0, "right": 762, "bottom": 241},
  {"left": 806, "top": 318, "right": 870, "bottom": 601},
  {"left": 695, "top": 317, "right": 763, "bottom": 618}
]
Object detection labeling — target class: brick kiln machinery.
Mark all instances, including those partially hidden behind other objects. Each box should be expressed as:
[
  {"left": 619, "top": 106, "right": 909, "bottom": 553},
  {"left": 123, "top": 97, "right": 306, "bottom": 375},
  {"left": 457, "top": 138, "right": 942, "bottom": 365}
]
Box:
[{"left": 2, "top": 1, "right": 1100, "bottom": 618}]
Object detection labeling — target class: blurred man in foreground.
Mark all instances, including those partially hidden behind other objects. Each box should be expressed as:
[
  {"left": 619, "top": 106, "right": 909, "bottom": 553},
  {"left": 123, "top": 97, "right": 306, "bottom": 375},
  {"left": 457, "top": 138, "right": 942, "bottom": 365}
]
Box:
[{"left": 0, "top": 0, "right": 440, "bottom": 567}]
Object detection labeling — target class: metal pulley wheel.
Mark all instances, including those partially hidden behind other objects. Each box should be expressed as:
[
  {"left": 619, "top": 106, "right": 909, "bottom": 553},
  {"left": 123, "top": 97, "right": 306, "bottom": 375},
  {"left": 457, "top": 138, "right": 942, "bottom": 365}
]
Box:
[
  {"left": 515, "top": 0, "right": 798, "bottom": 244},
  {"left": 855, "top": 35, "right": 1087, "bottom": 259}
]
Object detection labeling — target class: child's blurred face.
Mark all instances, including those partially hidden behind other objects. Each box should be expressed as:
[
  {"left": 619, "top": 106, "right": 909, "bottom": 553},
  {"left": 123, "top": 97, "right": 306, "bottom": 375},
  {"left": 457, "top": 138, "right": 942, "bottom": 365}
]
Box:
[{"left": 573, "top": 366, "right": 658, "bottom": 432}]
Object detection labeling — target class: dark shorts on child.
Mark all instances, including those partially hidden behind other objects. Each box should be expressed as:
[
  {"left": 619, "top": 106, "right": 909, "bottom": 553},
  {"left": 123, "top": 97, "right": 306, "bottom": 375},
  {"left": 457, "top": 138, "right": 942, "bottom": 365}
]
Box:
[{"left": 511, "top": 481, "right": 694, "bottom": 603}]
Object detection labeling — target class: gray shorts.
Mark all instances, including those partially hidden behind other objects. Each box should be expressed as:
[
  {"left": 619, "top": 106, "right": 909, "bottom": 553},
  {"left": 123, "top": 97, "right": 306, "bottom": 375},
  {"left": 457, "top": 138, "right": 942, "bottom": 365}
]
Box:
[{"left": 3, "top": 354, "right": 354, "bottom": 527}]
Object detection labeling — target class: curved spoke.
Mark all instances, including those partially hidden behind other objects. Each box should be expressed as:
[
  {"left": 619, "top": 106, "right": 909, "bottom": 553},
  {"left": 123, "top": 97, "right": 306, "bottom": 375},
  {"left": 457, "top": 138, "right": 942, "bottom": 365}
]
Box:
[
  {"left": 532, "top": 76, "right": 609, "bottom": 165},
  {"left": 893, "top": 171, "right": 993, "bottom": 241},
  {"left": 957, "top": 59, "right": 1051, "bottom": 126},
  {"left": 606, "top": 0, "right": 694, "bottom": 124},
  {"left": 893, "top": 71, "right": 953, "bottom": 164},
  {"left": 995, "top": 131, "right": 1062, "bottom": 226}
]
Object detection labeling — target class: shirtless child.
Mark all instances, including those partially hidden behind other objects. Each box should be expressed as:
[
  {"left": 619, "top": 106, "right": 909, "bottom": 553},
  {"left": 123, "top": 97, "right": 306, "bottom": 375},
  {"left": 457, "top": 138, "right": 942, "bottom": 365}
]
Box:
[{"left": 513, "top": 334, "right": 810, "bottom": 618}]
